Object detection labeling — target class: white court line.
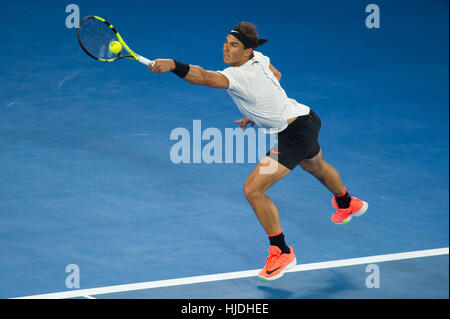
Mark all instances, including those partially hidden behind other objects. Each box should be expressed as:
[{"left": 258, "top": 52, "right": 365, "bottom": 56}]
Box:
[{"left": 12, "top": 247, "right": 449, "bottom": 299}]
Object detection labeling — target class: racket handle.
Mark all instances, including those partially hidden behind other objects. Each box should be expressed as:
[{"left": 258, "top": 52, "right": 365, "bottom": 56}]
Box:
[{"left": 137, "top": 55, "right": 155, "bottom": 67}]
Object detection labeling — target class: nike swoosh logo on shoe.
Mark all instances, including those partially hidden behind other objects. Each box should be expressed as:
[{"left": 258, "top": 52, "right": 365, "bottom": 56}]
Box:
[{"left": 266, "top": 266, "right": 282, "bottom": 275}]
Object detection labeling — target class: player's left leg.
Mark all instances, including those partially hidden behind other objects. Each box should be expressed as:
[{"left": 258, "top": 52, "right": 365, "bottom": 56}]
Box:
[
  {"left": 298, "top": 149, "right": 346, "bottom": 195},
  {"left": 299, "top": 149, "right": 368, "bottom": 224}
]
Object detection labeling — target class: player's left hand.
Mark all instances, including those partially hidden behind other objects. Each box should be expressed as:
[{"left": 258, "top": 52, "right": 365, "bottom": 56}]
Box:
[{"left": 234, "top": 117, "right": 255, "bottom": 130}]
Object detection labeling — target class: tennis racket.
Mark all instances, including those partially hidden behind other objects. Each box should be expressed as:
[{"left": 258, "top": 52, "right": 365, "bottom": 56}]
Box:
[{"left": 77, "top": 15, "right": 155, "bottom": 67}]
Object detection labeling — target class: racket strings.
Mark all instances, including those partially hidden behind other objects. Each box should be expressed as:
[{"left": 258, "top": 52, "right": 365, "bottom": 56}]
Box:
[{"left": 79, "top": 18, "right": 119, "bottom": 60}]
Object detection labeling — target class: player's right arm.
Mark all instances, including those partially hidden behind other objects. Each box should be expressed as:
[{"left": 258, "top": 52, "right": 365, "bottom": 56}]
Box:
[
  {"left": 148, "top": 59, "right": 229, "bottom": 89},
  {"left": 184, "top": 65, "right": 229, "bottom": 89}
]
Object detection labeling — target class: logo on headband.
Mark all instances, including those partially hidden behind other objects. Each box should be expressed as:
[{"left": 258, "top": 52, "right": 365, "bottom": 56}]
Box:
[{"left": 228, "top": 28, "right": 268, "bottom": 49}]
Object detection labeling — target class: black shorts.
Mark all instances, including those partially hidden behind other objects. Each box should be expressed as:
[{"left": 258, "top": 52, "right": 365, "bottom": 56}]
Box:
[{"left": 266, "top": 110, "right": 322, "bottom": 170}]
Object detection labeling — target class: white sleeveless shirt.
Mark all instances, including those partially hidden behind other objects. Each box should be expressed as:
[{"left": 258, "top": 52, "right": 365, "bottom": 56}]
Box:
[{"left": 218, "top": 51, "right": 310, "bottom": 133}]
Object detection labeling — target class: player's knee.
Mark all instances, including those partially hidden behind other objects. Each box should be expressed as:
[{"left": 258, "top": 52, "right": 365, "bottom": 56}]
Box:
[
  {"left": 243, "top": 180, "right": 262, "bottom": 199},
  {"left": 243, "top": 181, "right": 254, "bottom": 198}
]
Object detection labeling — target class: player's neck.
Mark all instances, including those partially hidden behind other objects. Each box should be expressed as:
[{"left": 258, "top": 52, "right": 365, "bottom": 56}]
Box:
[{"left": 229, "top": 57, "right": 251, "bottom": 67}]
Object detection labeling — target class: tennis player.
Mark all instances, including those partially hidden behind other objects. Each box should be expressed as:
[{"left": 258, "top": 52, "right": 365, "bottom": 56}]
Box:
[{"left": 148, "top": 22, "right": 368, "bottom": 280}]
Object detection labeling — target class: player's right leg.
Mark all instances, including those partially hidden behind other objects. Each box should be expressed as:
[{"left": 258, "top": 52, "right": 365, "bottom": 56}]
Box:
[{"left": 243, "top": 156, "right": 297, "bottom": 280}]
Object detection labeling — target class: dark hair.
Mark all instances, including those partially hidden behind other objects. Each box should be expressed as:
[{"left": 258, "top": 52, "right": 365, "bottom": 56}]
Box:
[
  {"left": 234, "top": 21, "right": 258, "bottom": 58},
  {"left": 234, "top": 22, "right": 259, "bottom": 45}
]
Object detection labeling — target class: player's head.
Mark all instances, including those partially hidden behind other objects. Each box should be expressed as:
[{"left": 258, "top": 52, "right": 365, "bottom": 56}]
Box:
[{"left": 223, "top": 22, "right": 267, "bottom": 67}]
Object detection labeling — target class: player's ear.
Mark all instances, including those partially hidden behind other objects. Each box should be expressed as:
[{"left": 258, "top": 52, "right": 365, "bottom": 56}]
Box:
[{"left": 244, "top": 48, "right": 254, "bottom": 58}]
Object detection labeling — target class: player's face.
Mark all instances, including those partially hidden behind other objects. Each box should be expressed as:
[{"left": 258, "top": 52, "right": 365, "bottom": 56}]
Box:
[{"left": 223, "top": 35, "right": 252, "bottom": 67}]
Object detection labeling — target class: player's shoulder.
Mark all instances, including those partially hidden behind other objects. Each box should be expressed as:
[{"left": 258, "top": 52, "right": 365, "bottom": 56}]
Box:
[
  {"left": 253, "top": 50, "right": 265, "bottom": 59},
  {"left": 253, "top": 51, "right": 270, "bottom": 66}
]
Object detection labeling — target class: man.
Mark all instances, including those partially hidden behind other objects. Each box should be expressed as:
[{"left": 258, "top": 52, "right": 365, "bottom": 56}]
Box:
[{"left": 148, "top": 22, "right": 368, "bottom": 280}]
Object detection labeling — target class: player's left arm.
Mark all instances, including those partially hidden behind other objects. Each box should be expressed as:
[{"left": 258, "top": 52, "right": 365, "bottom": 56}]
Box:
[
  {"left": 269, "top": 64, "right": 282, "bottom": 81},
  {"left": 149, "top": 59, "right": 229, "bottom": 89}
]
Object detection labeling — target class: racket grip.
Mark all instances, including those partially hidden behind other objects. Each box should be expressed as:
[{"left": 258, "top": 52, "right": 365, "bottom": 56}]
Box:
[{"left": 137, "top": 55, "right": 155, "bottom": 67}]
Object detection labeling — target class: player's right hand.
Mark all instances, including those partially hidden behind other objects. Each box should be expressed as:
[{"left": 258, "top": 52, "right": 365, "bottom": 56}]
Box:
[{"left": 148, "top": 59, "right": 176, "bottom": 74}]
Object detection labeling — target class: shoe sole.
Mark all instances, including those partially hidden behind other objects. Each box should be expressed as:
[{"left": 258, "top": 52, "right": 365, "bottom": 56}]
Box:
[
  {"left": 338, "top": 201, "right": 369, "bottom": 225},
  {"left": 258, "top": 257, "right": 297, "bottom": 281}
]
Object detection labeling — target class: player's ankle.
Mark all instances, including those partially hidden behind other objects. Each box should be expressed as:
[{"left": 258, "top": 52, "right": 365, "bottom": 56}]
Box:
[
  {"left": 335, "top": 189, "right": 351, "bottom": 209},
  {"left": 268, "top": 231, "right": 290, "bottom": 254}
]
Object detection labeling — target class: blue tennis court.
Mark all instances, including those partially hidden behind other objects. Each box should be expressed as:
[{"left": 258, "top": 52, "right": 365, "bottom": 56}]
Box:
[{"left": 1, "top": 0, "right": 448, "bottom": 300}]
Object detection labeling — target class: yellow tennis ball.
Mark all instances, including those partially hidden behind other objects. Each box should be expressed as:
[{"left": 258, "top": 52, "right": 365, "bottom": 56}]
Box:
[{"left": 109, "top": 41, "right": 122, "bottom": 54}]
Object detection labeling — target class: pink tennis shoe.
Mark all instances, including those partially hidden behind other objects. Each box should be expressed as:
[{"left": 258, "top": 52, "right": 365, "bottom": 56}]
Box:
[{"left": 331, "top": 196, "right": 368, "bottom": 224}]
